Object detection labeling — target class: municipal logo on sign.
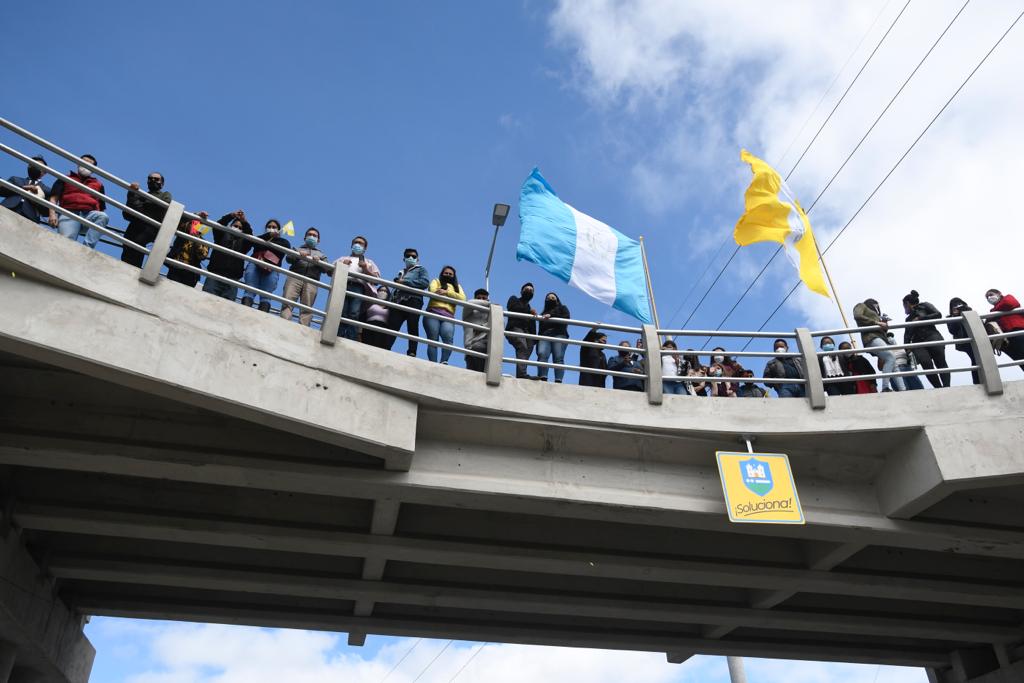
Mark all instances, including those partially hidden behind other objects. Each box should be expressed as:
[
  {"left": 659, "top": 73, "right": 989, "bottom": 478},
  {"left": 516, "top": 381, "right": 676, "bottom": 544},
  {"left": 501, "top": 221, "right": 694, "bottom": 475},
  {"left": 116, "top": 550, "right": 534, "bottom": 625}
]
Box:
[
  {"left": 716, "top": 451, "right": 804, "bottom": 525},
  {"left": 740, "top": 457, "right": 773, "bottom": 496}
]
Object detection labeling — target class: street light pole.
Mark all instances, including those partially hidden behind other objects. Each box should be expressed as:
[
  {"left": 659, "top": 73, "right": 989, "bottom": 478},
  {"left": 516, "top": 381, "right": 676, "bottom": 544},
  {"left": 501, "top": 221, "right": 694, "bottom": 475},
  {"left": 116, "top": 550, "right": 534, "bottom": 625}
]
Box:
[
  {"left": 727, "top": 655, "right": 748, "bottom": 683},
  {"left": 485, "top": 203, "right": 510, "bottom": 292}
]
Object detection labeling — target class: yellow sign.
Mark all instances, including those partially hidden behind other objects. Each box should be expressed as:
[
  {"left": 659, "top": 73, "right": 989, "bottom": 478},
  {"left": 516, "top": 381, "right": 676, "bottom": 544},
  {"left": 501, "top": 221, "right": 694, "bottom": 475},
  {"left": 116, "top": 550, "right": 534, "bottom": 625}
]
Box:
[{"left": 716, "top": 451, "right": 804, "bottom": 524}]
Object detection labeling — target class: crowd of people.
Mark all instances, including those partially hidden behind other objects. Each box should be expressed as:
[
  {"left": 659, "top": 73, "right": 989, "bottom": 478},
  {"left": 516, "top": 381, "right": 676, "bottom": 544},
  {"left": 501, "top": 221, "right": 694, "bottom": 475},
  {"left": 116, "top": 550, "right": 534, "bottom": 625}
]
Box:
[{"left": 4, "top": 155, "right": 1023, "bottom": 398}]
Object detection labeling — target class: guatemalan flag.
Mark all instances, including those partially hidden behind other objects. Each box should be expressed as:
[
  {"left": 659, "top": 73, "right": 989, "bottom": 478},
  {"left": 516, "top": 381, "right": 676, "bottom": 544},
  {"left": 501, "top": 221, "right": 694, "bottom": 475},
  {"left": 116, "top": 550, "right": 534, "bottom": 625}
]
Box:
[{"left": 516, "top": 168, "right": 652, "bottom": 324}]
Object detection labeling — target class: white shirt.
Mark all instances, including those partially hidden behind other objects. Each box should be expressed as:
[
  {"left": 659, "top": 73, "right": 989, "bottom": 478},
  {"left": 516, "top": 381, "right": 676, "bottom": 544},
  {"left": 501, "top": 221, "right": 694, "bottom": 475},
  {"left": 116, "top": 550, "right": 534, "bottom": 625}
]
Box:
[{"left": 661, "top": 355, "right": 680, "bottom": 377}]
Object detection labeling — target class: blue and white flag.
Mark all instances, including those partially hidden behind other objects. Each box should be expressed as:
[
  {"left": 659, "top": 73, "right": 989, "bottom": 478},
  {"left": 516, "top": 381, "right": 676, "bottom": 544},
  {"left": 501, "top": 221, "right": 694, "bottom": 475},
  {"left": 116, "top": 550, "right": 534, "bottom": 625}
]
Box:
[{"left": 516, "top": 168, "right": 652, "bottom": 323}]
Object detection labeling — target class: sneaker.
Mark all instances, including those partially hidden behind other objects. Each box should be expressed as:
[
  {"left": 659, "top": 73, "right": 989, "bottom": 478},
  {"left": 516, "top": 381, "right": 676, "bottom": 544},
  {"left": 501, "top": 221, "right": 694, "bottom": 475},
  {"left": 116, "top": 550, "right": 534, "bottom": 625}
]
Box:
[
  {"left": 407, "top": 351, "right": 416, "bottom": 357},
  {"left": 441, "top": 361, "right": 448, "bottom": 365},
  {"left": 555, "top": 379, "right": 562, "bottom": 383}
]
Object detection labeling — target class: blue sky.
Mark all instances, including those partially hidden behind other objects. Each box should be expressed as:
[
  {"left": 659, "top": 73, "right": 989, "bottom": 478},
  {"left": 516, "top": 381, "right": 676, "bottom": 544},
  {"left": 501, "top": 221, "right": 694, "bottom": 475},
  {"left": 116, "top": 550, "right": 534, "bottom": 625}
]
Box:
[{"left": 5, "top": 0, "right": 1022, "bottom": 680}]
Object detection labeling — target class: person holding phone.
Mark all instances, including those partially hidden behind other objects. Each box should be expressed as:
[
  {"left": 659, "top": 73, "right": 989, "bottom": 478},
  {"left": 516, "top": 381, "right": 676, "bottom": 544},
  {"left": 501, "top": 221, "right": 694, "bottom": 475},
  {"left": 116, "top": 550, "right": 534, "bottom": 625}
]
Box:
[
  {"left": 1, "top": 155, "right": 50, "bottom": 225},
  {"left": 280, "top": 227, "right": 329, "bottom": 326},
  {"left": 338, "top": 235, "right": 381, "bottom": 340},
  {"left": 423, "top": 265, "right": 466, "bottom": 364},
  {"left": 242, "top": 218, "right": 290, "bottom": 311}
]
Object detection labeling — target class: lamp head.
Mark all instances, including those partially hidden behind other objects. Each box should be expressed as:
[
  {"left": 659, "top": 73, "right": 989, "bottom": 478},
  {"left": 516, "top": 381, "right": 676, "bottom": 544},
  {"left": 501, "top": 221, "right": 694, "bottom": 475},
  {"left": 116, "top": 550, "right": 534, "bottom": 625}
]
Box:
[{"left": 492, "top": 203, "right": 510, "bottom": 228}]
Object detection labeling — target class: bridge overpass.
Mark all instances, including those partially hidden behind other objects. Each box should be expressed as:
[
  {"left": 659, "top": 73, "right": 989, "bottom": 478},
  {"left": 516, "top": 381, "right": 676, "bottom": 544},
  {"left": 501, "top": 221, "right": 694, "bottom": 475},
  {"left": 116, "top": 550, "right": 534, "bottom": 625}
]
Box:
[{"left": 1, "top": 190, "right": 1024, "bottom": 683}]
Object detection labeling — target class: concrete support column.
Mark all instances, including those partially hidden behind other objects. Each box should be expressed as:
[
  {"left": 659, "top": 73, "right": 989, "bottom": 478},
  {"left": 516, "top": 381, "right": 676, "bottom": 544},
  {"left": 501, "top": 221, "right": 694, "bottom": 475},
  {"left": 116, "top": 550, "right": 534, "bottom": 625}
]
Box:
[
  {"left": 8, "top": 669, "right": 42, "bottom": 683},
  {"left": 139, "top": 200, "right": 185, "bottom": 285},
  {"left": 485, "top": 303, "right": 504, "bottom": 386},
  {"left": 0, "top": 642, "right": 17, "bottom": 683},
  {"left": 794, "top": 327, "right": 826, "bottom": 409},
  {"left": 642, "top": 324, "right": 662, "bottom": 405},
  {"left": 961, "top": 310, "right": 1003, "bottom": 396},
  {"left": 726, "top": 656, "right": 748, "bottom": 683},
  {"left": 320, "top": 262, "right": 350, "bottom": 346}
]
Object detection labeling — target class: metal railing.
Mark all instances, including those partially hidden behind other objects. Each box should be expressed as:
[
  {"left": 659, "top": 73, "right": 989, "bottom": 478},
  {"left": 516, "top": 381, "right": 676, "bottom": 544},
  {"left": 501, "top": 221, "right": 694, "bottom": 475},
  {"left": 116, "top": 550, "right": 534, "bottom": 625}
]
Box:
[{"left": 2, "top": 114, "right": 1021, "bottom": 410}]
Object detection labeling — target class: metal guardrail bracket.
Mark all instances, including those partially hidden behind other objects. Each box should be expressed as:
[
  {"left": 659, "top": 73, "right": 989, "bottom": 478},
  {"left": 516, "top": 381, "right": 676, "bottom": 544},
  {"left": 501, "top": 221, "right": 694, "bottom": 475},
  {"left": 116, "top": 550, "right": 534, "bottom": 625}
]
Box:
[
  {"left": 962, "top": 310, "right": 1003, "bottom": 396},
  {"left": 642, "top": 324, "right": 662, "bottom": 405},
  {"left": 485, "top": 304, "right": 504, "bottom": 386},
  {"left": 139, "top": 200, "right": 185, "bottom": 285},
  {"left": 320, "top": 264, "right": 350, "bottom": 346},
  {"left": 795, "top": 328, "right": 826, "bottom": 410}
]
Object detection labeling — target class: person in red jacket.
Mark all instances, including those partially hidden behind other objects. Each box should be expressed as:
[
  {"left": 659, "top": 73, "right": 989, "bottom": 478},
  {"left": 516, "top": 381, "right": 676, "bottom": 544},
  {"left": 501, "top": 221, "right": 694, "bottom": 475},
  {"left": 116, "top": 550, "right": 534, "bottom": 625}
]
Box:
[
  {"left": 986, "top": 289, "right": 1024, "bottom": 370},
  {"left": 47, "top": 154, "right": 109, "bottom": 249}
]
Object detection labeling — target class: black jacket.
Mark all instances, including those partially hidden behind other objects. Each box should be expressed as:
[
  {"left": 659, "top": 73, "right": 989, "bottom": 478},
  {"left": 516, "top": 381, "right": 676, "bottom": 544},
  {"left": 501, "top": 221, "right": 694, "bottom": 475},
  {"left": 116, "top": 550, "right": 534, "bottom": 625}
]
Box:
[
  {"left": 207, "top": 213, "right": 254, "bottom": 279},
  {"left": 1, "top": 175, "right": 51, "bottom": 222},
  {"left": 254, "top": 231, "right": 291, "bottom": 262},
  {"left": 538, "top": 304, "right": 570, "bottom": 337},
  {"left": 904, "top": 301, "right": 943, "bottom": 344},
  {"left": 286, "top": 246, "right": 329, "bottom": 281},
  {"left": 946, "top": 316, "right": 972, "bottom": 354},
  {"left": 123, "top": 188, "right": 171, "bottom": 234},
  {"left": 579, "top": 345, "right": 607, "bottom": 387},
  {"left": 506, "top": 295, "right": 537, "bottom": 334}
]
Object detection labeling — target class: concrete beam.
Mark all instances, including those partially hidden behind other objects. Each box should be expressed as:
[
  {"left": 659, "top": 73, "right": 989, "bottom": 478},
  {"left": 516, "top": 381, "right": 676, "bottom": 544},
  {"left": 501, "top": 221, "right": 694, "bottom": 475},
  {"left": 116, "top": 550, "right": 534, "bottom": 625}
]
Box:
[
  {"left": 665, "top": 651, "right": 694, "bottom": 664},
  {"left": 351, "top": 499, "right": 401, "bottom": 637},
  {"left": 18, "top": 503, "right": 1024, "bottom": 610},
  {"left": 71, "top": 596, "right": 953, "bottom": 668}
]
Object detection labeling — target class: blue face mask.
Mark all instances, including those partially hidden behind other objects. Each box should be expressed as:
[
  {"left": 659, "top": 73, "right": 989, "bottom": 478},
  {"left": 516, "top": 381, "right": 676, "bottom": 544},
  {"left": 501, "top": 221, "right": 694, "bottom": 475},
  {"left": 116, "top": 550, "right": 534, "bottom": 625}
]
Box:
[
  {"left": 404, "top": 256, "right": 417, "bottom": 266},
  {"left": 822, "top": 343, "right": 835, "bottom": 352},
  {"left": 305, "top": 236, "right": 318, "bottom": 247},
  {"left": 351, "top": 243, "right": 365, "bottom": 256}
]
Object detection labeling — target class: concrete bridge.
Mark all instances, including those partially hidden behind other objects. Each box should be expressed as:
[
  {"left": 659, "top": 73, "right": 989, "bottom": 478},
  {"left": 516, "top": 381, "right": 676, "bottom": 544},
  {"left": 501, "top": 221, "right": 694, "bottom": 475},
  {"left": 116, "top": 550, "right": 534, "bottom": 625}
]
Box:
[{"left": 1, "top": 207, "right": 1023, "bottom": 683}]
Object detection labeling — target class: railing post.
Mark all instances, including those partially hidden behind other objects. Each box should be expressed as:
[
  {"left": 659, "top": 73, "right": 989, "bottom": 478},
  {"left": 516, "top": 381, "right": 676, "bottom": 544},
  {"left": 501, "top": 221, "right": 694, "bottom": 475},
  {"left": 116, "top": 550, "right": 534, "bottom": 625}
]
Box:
[
  {"left": 795, "top": 328, "right": 826, "bottom": 410},
  {"left": 320, "top": 263, "right": 350, "bottom": 346},
  {"left": 961, "top": 309, "right": 1003, "bottom": 396},
  {"left": 485, "top": 303, "right": 504, "bottom": 386},
  {"left": 139, "top": 200, "right": 184, "bottom": 285},
  {"left": 642, "top": 324, "right": 662, "bottom": 405}
]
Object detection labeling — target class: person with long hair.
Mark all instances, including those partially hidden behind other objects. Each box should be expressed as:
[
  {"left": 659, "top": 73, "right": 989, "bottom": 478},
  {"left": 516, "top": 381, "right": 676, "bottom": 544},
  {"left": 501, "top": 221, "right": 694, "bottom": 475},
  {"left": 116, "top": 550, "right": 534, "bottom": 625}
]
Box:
[
  {"left": 986, "top": 288, "right": 1024, "bottom": 372},
  {"left": 423, "top": 264, "right": 466, "bottom": 364},
  {"left": 947, "top": 298, "right": 980, "bottom": 385},
  {"left": 840, "top": 341, "right": 877, "bottom": 394},
  {"left": 902, "top": 290, "right": 949, "bottom": 388},
  {"left": 535, "top": 292, "right": 570, "bottom": 382},
  {"left": 681, "top": 351, "right": 707, "bottom": 396},
  {"left": 661, "top": 340, "right": 686, "bottom": 395},
  {"left": 579, "top": 329, "right": 609, "bottom": 388}
]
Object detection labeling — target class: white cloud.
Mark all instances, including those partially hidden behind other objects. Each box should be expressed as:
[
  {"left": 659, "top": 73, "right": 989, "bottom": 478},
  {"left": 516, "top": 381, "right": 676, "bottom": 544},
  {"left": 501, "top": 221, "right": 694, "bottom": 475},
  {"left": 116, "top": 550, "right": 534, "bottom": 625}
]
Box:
[{"left": 549, "top": 0, "right": 1024, "bottom": 382}]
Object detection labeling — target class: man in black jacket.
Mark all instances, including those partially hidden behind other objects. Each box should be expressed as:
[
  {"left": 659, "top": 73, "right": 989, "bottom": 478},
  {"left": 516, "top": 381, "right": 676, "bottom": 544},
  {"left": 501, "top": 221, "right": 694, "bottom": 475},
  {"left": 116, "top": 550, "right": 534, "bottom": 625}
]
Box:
[
  {"left": 202, "top": 210, "right": 253, "bottom": 301},
  {"left": 1, "top": 155, "right": 50, "bottom": 224},
  {"left": 505, "top": 282, "right": 537, "bottom": 379},
  {"left": 120, "top": 172, "right": 172, "bottom": 268}
]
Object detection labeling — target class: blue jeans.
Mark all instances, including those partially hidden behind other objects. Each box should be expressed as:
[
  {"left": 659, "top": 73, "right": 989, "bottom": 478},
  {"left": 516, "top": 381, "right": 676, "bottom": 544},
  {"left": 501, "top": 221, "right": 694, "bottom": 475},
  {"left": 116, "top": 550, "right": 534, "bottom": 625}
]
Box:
[
  {"left": 775, "top": 384, "right": 805, "bottom": 399},
  {"left": 536, "top": 335, "right": 568, "bottom": 381},
  {"left": 340, "top": 283, "right": 364, "bottom": 340},
  {"left": 867, "top": 337, "right": 906, "bottom": 391},
  {"left": 898, "top": 363, "right": 924, "bottom": 390},
  {"left": 57, "top": 209, "right": 107, "bottom": 248},
  {"left": 203, "top": 276, "right": 239, "bottom": 301},
  {"left": 663, "top": 380, "right": 687, "bottom": 394},
  {"left": 242, "top": 262, "right": 279, "bottom": 305},
  {"left": 423, "top": 314, "right": 455, "bottom": 363}
]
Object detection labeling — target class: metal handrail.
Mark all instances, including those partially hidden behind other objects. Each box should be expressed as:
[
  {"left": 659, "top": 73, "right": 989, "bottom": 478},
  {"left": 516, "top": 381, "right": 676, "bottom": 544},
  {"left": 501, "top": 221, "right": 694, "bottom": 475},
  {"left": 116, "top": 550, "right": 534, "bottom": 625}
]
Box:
[
  {"left": 661, "top": 349, "right": 801, "bottom": 358},
  {"left": 822, "top": 365, "right": 977, "bottom": 384},
  {"left": 506, "top": 310, "right": 642, "bottom": 334},
  {"left": 980, "top": 306, "right": 1024, "bottom": 320},
  {"left": 816, "top": 338, "right": 972, "bottom": 356},
  {"left": 658, "top": 328, "right": 796, "bottom": 338},
  {"left": 346, "top": 267, "right": 490, "bottom": 312},
  {"left": 340, "top": 316, "right": 487, "bottom": 359},
  {"left": 662, "top": 375, "right": 805, "bottom": 385},
  {"left": 163, "top": 261, "right": 325, "bottom": 317},
  {"left": 503, "top": 330, "right": 633, "bottom": 353},
  {"left": 813, "top": 314, "right": 980, "bottom": 337},
  {"left": 339, "top": 287, "right": 489, "bottom": 331},
  {"left": 503, "top": 357, "right": 641, "bottom": 380},
  {"left": 988, "top": 329, "right": 1024, "bottom": 341}
]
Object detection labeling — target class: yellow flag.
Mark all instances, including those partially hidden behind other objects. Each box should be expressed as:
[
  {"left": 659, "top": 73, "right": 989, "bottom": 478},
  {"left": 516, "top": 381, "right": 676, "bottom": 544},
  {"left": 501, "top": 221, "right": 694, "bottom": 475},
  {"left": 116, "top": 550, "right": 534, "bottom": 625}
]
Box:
[
  {"left": 734, "top": 149, "right": 829, "bottom": 298},
  {"left": 282, "top": 220, "right": 296, "bottom": 237}
]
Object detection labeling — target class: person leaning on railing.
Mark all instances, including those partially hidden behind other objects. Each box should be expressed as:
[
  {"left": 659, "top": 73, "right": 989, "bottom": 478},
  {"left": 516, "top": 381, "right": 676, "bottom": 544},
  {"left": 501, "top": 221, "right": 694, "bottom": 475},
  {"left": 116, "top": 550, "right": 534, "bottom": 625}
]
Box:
[
  {"left": 947, "top": 298, "right": 982, "bottom": 385},
  {"left": 505, "top": 282, "right": 537, "bottom": 379},
  {"left": 387, "top": 248, "right": 430, "bottom": 356},
  {"left": 661, "top": 339, "right": 686, "bottom": 395},
  {"left": 362, "top": 287, "right": 393, "bottom": 350},
  {"left": 1, "top": 155, "right": 50, "bottom": 225},
  {"left": 818, "top": 336, "right": 848, "bottom": 397},
  {"left": 608, "top": 341, "right": 644, "bottom": 392},
  {"left": 203, "top": 211, "right": 253, "bottom": 301},
  {"left": 423, "top": 265, "right": 466, "bottom": 365},
  {"left": 737, "top": 370, "right": 767, "bottom": 398},
  {"left": 709, "top": 347, "right": 745, "bottom": 384},
  {"left": 763, "top": 339, "right": 804, "bottom": 399},
  {"left": 535, "top": 292, "right": 571, "bottom": 382},
  {"left": 707, "top": 362, "right": 737, "bottom": 397},
  {"left": 682, "top": 351, "right": 706, "bottom": 397},
  {"left": 338, "top": 236, "right": 381, "bottom": 341},
  {"left": 280, "top": 227, "right": 329, "bottom": 326},
  {"left": 120, "top": 172, "right": 171, "bottom": 269},
  {"left": 242, "top": 219, "right": 290, "bottom": 312},
  {"left": 853, "top": 298, "right": 905, "bottom": 392},
  {"left": 165, "top": 211, "right": 210, "bottom": 288},
  {"left": 901, "top": 290, "right": 949, "bottom": 388},
  {"left": 840, "top": 341, "right": 877, "bottom": 394},
  {"left": 986, "top": 288, "right": 1024, "bottom": 370},
  {"left": 578, "top": 329, "right": 609, "bottom": 388},
  {"left": 47, "top": 153, "right": 108, "bottom": 249},
  {"left": 463, "top": 288, "right": 490, "bottom": 372}
]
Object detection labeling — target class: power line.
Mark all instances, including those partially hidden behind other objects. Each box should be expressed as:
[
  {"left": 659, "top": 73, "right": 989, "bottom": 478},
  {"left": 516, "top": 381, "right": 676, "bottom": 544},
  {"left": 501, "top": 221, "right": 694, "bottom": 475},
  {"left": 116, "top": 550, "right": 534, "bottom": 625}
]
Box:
[
  {"left": 447, "top": 642, "right": 489, "bottom": 683},
  {"left": 663, "top": 1, "right": 910, "bottom": 332},
  {"left": 409, "top": 640, "right": 454, "bottom": 683},
  {"left": 785, "top": 0, "right": 913, "bottom": 180},
  {"left": 703, "top": 0, "right": 971, "bottom": 346},
  {"left": 661, "top": 237, "right": 730, "bottom": 331},
  {"left": 740, "top": 6, "right": 1024, "bottom": 349},
  {"left": 378, "top": 638, "right": 423, "bottom": 683}
]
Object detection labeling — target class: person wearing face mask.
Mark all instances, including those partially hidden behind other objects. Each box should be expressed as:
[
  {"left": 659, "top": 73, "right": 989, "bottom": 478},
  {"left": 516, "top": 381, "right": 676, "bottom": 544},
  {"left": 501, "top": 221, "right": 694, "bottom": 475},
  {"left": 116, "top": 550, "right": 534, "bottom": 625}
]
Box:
[
  {"left": 707, "top": 362, "right": 737, "bottom": 397},
  {"left": 608, "top": 341, "right": 645, "bottom": 391},
  {"left": 737, "top": 370, "right": 767, "bottom": 398},
  {"left": 661, "top": 340, "right": 686, "bottom": 395},
  {"left": 763, "top": 339, "right": 805, "bottom": 398},
  {"left": 120, "top": 172, "right": 172, "bottom": 268},
  {"left": 840, "top": 341, "right": 878, "bottom": 394},
  {"left": 47, "top": 153, "right": 109, "bottom": 248},
  {"left": 165, "top": 211, "right": 210, "bottom": 288},
  {"left": 579, "top": 329, "right": 609, "bottom": 388},
  {"left": 203, "top": 210, "right": 253, "bottom": 301},
  {"left": 242, "top": 219, "right": 291, "bottom": 311},
  {"left": 985, "top": 288, "right": 1024, "bottom": 370},
  {"left": 901, "top": 290, "right": 949, "bottom": 388},
  {"left": 338, "top": 236, "right": 382, "bottom": 340},
  {"left": 681, "top": 351, "right": 707, "bottom": 396},
  {"left": 387, "top": 248, "right": 431, "bottom": 356},
  {"left": 946, "top": 298, "right": 982, "bottom": 385},
  {"left": 423, "top": 265, "right": 467, "bottom": 364},
  {"left": 361, "top": 286, "right": 394, "bottom": 349},
  {"left": 853, "top": 298, "right": 905, "bottom": 392},
  {"left": 463, "top": 288, "right": 491, "bottom": 372},
  {"left": 818, "top": 336, "right": 849, "bottom": 397},
  {"left": 708, "top": 347, "right": 745, "bottom": 381},
  {"left": 505, "top": 282, "right": 538, "bottom": 379},
  {"left": 2, "top": 155, "right": 51, "bottom": 225},
  {"left": 535, "top": 292, "right": 571, "bottom": 382},
  {"left": 885, "top": 331, "right": 924, "bottom": 391},
  {"left": 279, "top": 227, "right": 329, "bottom": 326}
]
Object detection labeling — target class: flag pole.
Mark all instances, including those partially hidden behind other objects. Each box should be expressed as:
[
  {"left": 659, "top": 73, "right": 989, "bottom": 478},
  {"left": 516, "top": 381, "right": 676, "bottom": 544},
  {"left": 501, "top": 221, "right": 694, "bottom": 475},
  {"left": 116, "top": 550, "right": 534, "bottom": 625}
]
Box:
[
  {"left": 638, "top": 236, "right": 661, "bottom": 329},
  {"left": 813, "top": 239, "right": 855, "bottom": 346}
]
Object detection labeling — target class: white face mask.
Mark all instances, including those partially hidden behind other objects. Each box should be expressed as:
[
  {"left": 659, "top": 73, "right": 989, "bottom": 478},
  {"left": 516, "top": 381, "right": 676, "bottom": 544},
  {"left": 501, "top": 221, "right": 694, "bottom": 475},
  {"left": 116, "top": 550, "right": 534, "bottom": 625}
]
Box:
[
  {"left": 775, "top": 346, "right": 787, "bottom": 354},
  {"left": 987, "top": 294, "right": 1000, "bottom": 304},
  {"left": 77, "top": 166, "right": 92, "bottom": 178},
  {"left": 713, "top": 355, "right": 724, "bottom": 364}
]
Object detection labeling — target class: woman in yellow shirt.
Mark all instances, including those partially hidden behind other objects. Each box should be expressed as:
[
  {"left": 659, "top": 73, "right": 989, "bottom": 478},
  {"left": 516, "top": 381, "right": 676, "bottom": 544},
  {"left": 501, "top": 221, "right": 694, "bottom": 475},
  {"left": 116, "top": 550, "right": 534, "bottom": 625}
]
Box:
[{"left": 424, "top": 265, "right": 466, "bottom": 364}]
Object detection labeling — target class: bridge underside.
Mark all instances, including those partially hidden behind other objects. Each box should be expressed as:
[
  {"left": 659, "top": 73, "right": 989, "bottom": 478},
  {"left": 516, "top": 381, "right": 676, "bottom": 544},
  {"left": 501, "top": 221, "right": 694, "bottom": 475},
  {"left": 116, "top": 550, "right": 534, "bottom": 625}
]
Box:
[{"left": 1, "top": 212, "right": 1024, "bottom": 682}]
